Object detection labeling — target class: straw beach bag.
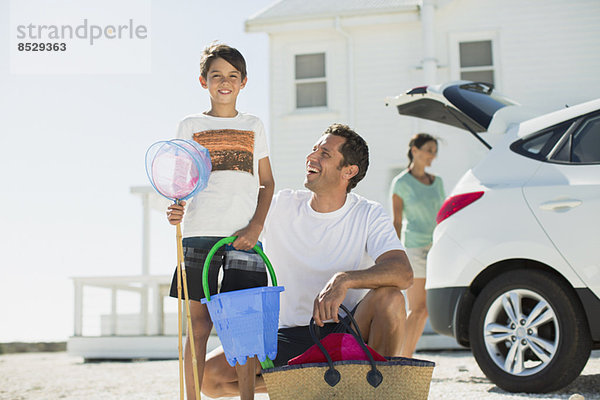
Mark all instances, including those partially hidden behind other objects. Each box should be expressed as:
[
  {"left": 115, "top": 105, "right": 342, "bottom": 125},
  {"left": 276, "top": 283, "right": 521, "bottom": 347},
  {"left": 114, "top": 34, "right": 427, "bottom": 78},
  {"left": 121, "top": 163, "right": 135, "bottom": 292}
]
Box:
[{"left": 262, "top": 305, "right": 435, "bottom": 399}]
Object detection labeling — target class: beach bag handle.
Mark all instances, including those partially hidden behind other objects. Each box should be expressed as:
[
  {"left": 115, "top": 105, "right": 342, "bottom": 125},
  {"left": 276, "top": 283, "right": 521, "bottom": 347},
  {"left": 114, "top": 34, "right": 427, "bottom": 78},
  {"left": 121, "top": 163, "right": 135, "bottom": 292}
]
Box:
[
  {"left": 308, "top": 304, "right": 383, "bottom": 388},
  {"left": 201, "top": 236, "right": 278, "bottom": 302}
]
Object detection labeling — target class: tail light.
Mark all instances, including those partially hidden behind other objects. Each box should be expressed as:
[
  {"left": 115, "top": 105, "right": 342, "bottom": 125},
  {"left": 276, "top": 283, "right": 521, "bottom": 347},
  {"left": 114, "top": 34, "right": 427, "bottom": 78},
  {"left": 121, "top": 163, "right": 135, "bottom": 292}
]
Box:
[{"left": 436, "top": 191, "right": 484, "bottom": 224}]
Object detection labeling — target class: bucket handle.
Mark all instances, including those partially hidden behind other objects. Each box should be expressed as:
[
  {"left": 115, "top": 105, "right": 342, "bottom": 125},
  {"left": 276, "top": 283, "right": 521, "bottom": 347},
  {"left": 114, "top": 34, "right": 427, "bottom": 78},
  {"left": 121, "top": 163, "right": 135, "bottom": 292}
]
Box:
[{"left": 201, "top": 236, "right": 277, "bottom": 302}]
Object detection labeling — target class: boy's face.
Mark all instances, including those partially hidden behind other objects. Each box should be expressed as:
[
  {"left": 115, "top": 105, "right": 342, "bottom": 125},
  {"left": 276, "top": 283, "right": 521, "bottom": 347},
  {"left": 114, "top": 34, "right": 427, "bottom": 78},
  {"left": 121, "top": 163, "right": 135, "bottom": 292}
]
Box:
[{"left": 199, "top": 57, "right": 247, "bottom": 108}]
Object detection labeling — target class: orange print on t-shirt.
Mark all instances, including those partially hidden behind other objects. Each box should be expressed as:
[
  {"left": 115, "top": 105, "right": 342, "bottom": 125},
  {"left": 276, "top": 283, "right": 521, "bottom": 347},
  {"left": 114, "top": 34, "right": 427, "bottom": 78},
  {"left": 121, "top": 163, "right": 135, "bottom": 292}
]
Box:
[{"left": 193, "top": 129, "right": 255, "bottom": 175}]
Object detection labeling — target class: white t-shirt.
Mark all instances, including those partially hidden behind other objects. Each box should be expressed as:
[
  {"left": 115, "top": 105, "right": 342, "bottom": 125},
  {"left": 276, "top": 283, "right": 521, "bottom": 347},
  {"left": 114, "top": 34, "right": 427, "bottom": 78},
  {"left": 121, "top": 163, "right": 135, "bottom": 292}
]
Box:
[
  {"left": 176, "top": 112, "right": 269, "bottom": 238},
  {"left": 263, "top": 189, "right": 404, "bottom": 328}
]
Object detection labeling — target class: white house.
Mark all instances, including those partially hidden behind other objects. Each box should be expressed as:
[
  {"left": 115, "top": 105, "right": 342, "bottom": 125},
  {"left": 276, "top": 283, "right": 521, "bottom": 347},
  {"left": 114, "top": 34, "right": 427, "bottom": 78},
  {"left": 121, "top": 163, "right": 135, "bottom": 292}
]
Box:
[
  {"left": 69, "top": 0, "right": 600, "bottom": 359},
  {"left": 246, "top": 0, "right": 600, "bottom": 207}
]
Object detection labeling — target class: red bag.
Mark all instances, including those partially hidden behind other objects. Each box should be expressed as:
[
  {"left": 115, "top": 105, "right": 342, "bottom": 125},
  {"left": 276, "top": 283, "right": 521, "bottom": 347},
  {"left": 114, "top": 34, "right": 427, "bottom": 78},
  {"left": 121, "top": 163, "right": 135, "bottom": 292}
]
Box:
[
  {"left": 288, "top": 333, "right": 386, "bottom": 365},
  {"left": 286, "top": 304, "right": 385, "bottom": 388}
]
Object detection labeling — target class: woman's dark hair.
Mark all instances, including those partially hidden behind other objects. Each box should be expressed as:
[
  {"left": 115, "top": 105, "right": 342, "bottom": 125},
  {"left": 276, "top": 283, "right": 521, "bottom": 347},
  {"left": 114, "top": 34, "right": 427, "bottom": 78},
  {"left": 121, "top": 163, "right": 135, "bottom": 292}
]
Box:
[
  {"left": 407, "top": 133, "right": 438, "bottom": 167},
  {"left": 323, "top": 123, "right": 369, "bottom": 193},
  {"left": 200, "top": 42, "right": 247, "bottom": 80}
]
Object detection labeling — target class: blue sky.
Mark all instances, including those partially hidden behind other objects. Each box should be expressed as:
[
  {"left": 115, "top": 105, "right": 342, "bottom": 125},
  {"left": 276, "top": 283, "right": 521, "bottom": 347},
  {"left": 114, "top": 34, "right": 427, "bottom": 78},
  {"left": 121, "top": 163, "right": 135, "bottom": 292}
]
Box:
[{"left": 0, "top": 0, "right": 275, "bottom": 342}]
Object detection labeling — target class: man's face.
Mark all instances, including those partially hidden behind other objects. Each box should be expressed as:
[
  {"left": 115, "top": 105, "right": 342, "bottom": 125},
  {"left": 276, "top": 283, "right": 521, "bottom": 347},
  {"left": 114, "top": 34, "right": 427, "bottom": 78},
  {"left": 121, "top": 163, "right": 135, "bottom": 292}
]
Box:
[{"left": 304, "top": 134, "right": 349, "bottom": 193}]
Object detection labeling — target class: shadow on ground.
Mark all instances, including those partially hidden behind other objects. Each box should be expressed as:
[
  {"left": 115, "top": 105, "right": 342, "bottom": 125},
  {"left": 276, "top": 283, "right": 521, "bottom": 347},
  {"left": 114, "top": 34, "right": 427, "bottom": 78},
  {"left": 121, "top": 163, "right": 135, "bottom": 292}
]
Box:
[{"left": 486, "top": 373, "right": 600, "bottom": 397}]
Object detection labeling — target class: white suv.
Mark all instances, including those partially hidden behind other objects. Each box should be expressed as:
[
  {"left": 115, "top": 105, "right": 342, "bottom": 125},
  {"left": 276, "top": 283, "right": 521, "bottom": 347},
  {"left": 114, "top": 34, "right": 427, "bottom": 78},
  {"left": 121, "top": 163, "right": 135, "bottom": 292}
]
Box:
[{"left": 387, "top": 82, "right": 600, "bottom": 393}]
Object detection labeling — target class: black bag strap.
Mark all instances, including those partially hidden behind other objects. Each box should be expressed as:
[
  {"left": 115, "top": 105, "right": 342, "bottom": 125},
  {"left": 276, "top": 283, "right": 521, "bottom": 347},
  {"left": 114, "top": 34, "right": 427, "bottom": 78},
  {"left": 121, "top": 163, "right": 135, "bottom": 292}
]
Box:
[{"left": 308, "top": 304, "right": 383, "bottom": 388}]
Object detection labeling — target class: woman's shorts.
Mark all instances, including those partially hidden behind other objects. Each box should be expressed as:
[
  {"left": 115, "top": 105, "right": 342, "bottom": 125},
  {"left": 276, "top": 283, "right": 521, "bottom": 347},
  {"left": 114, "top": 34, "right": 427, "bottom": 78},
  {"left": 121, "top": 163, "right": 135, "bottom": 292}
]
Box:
[
  {"left": 405, "top": 243, "right": 432, "bottom": 279},
  {"left": 169, "top": 236, "right": 267, "bottom": 301}
]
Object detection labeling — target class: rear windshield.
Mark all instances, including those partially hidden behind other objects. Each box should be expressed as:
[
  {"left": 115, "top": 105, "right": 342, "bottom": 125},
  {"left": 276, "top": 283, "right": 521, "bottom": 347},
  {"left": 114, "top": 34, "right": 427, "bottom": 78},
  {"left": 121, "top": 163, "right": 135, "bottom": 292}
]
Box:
[{"left": 443, "top": 82, "right": 517, "bottom": 129}]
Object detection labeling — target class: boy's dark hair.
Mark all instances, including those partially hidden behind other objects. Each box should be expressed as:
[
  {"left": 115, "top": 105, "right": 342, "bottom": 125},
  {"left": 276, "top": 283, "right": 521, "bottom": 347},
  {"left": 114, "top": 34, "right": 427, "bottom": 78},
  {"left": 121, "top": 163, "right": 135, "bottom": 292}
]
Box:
[
  {"left": 323, "top": 123, "right": 369, "bottom": 193},
  {"left": 200, "top": 43, "right": 247, "bottom": 80}
]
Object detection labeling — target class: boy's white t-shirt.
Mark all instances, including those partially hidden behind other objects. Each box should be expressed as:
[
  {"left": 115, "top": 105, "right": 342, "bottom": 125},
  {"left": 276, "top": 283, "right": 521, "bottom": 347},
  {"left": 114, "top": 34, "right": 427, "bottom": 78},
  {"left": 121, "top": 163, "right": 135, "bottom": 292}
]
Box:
[
  {"left": 177, "top": 112, "right": 269, "bottom": 238},
  {"left": 262, "top": 189, "right": 404, "bottom": 328}
]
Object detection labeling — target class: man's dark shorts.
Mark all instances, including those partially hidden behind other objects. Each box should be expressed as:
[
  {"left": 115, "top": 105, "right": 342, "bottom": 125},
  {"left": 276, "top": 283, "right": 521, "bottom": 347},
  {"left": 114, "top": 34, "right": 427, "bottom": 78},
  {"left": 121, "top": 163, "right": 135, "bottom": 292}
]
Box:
[
  {"left": 272, "top": 304, "right": 359, "bottom": 367},
  {"left": 169, "top": 236, "right": 267, "bottom": 301}
]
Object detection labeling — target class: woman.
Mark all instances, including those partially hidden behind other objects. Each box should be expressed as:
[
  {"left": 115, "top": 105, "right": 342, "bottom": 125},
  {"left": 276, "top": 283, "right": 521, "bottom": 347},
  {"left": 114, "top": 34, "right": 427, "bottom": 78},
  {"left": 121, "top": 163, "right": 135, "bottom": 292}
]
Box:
[{"left": 390, "top": 133, "right": 445, "bottom": 358}]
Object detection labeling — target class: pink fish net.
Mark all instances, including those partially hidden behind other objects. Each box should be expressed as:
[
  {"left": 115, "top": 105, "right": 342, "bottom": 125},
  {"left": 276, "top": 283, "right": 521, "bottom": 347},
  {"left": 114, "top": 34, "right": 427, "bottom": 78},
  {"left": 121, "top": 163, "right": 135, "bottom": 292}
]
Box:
[{"left": 145, "top": 139, "right": 212, "bottom": 201}]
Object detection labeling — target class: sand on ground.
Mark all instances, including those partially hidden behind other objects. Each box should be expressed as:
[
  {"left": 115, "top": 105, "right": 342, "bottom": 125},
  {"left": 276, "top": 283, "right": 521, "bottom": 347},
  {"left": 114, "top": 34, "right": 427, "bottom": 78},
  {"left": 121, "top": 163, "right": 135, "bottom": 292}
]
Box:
[{"left": 1, "top": 350, "right": 598, "bottom": 399}]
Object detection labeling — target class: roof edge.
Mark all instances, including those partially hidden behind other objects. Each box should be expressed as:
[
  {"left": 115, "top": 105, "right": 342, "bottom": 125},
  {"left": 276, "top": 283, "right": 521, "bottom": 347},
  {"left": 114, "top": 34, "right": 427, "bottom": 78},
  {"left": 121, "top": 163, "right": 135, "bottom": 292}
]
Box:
[{"left": 246, "top": 5, "right": 419, "bottom": 32}]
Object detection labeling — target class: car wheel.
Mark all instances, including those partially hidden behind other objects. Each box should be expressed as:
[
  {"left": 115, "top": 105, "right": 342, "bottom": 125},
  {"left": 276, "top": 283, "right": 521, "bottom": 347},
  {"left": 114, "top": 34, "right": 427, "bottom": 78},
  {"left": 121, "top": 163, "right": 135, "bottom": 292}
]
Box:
[{"left": 469, "top": 269, "right": 591, "bottom": 393}]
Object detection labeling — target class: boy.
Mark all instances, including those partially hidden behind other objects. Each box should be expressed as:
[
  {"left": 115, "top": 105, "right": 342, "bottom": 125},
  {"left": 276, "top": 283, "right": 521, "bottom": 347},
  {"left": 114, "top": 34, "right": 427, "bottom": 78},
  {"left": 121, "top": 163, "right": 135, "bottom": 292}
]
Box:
[{"left": 166, "top": 42, "right": 274, "bottom": 400}]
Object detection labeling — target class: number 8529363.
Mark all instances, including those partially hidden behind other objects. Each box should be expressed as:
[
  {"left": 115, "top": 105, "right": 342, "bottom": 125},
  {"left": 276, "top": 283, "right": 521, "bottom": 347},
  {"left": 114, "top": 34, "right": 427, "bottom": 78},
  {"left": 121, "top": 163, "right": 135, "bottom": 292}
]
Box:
[{"left": 17, "top": 42, "right": 67, "bottom": 51}]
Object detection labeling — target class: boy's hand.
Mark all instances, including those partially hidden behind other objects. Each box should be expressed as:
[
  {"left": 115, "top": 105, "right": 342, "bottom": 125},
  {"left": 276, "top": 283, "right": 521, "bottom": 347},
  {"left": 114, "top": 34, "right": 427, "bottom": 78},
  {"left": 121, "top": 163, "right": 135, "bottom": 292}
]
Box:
[
  {"left": 166, "top": 201, "right": 186, "bottom": 225},
  {"left": 231, "top": 223, "right": 262, "bottom": 251}
]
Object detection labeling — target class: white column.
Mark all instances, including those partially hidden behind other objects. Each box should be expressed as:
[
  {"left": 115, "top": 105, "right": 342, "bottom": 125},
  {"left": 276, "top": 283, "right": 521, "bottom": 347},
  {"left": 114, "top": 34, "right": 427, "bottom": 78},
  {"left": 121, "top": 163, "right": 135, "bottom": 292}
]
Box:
[
  {"left": 152, "top": 282, "right": 164, "bottom": 335},
  {"left": 129, "top": 186, "right": 153, "bottom": 277},
  {"left": 335, "top": 17, "right": 355, "bottom": 127},
  {"left": 131, "top": 187, "right": 153, "bottom": 336},
  {"left": 74, "top": 280, "right": 83, "bottom": 336},
  {"left": 142, "top": 193, "right": 150, "bottom": 276},
  {"left": 110, "top": 287, "right": 117, "bottom": 336},
  {"left": 421, "top": 0, "right": 437, "bottom": 84},
  {"left": 141, "top": 285, "right": 149, "bottom": 335}
]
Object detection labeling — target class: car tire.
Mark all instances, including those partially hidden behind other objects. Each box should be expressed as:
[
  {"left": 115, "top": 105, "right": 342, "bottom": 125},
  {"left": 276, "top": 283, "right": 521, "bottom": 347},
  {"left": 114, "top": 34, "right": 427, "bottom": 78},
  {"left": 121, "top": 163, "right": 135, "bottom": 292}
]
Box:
[{"left": 469, "top": 269, "right": 591, "bottom": 393}]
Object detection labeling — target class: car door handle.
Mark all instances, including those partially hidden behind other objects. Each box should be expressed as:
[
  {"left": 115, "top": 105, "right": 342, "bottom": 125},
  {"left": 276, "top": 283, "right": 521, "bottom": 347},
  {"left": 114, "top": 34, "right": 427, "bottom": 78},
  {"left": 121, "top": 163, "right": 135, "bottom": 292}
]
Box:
[{"left": 539, "top": 199, "right": 582, "bottom": 212}]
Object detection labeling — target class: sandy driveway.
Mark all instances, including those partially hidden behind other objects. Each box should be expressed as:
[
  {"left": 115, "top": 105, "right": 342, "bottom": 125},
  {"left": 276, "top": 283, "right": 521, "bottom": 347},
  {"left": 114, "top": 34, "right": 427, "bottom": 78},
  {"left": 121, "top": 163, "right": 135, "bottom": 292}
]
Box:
[{"left": 1, "top": 350, "right": 598, "bottom": 399}]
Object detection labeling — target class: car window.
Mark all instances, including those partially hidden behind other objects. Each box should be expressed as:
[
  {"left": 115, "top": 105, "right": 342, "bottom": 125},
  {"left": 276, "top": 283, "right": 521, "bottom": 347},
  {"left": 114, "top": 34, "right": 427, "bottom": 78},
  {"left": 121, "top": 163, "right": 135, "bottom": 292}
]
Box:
[
  {"left": 571, "top": 116, "right": 600, "bottom": 163},
  {"left": 511, "top": 120, "right": 572, "bottom": 160},
  {"left": 552, "top": 135, "right": 571, "bottom": 162},
  {"left": 548, "top": 112, "right": 600, "bottom": 164}
]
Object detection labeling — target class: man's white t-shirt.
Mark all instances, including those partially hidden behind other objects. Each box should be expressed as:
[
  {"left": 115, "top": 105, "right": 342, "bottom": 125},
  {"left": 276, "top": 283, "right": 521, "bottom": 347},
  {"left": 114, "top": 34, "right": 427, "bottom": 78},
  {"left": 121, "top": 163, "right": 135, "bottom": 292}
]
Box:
[
  {"left": 177, "top": 112, "right": 269, "bottom": 238},
  {"left": 263, "top": 189, "right": 404, "bottom": 328}
]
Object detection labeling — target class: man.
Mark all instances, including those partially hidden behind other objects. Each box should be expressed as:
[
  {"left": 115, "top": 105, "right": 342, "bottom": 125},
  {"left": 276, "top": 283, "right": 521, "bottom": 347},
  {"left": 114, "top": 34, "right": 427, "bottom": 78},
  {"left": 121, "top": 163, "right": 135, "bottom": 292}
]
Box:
[{"left": 201, "top": 123, "right": 414, "bottom": 398}]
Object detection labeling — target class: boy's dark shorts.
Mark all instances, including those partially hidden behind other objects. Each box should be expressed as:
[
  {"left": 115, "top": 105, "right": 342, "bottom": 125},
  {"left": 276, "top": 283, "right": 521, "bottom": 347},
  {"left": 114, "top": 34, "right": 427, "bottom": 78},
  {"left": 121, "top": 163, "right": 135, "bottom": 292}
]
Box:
[
  {"left": 169, "top": 236, "right": 267, "bottom": 301},
  {"left": 271, "top": 304, "right": 359, "bottom": 367}
]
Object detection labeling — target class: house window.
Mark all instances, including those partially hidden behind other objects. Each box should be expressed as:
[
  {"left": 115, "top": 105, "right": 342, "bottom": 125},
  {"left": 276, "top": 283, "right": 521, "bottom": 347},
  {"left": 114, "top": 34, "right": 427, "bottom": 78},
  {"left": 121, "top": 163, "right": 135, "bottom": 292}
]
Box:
[
  {"left": 295, "top": 53, "right": 326, "bottom": 108},
  {"left": 459, "top": 40, "right": 494, "bottom": 84}
]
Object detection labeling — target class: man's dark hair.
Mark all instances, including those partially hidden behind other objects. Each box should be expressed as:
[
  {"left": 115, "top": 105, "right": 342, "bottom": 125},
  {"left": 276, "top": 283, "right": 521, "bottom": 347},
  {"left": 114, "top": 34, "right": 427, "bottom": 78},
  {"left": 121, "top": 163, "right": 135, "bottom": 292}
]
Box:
[
  {"left": 323, "top": 123, "right": 369, "bottom": 193},
  {"left": 200, "top": 42, "right": 247, "bottom": 80}
]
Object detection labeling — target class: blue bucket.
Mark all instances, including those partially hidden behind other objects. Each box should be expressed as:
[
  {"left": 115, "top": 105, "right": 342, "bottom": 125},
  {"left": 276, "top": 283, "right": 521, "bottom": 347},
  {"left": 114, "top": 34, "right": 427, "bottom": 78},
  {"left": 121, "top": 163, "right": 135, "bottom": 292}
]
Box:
[
  {"left": 202, "top": 286, "right": 284, "bottom": 366},
  {"left": 200, "top": 237, "right": 284, "bottom": 367}
]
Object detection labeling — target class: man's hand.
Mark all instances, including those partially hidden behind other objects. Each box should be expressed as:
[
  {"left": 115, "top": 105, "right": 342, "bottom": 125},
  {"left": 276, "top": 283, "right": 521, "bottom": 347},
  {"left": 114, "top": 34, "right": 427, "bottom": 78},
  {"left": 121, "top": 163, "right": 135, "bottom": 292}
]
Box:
[
  {"left": 166, "top": 201, "right": 186, "bottom": 225},
  {"left": 312, "top": 250, "right": 412, "bottom": 327},
  {"left": 312, "top": 272, "right": 349, "bottom": 327},
  {"left": 231, "top": 222, "right": 262, "bottom": 251}
]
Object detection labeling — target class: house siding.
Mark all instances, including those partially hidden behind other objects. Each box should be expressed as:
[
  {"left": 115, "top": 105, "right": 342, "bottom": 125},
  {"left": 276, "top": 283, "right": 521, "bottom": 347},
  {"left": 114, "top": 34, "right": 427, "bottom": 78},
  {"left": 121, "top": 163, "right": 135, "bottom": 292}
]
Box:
[{"left": 253, "top": 0, "right": 600, "bottom": 209}]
